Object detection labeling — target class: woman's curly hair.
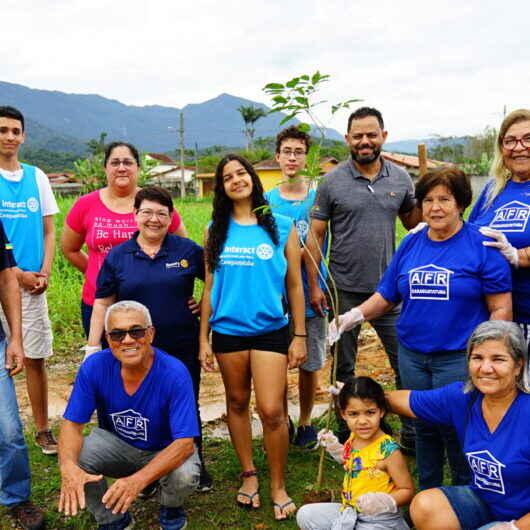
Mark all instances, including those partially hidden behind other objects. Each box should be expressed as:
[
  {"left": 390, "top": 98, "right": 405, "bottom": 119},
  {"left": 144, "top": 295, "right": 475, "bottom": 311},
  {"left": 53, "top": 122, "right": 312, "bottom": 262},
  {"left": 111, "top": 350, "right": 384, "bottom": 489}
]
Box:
[{"left": 206, "top": 154, "right": 279, "bottom": 272}]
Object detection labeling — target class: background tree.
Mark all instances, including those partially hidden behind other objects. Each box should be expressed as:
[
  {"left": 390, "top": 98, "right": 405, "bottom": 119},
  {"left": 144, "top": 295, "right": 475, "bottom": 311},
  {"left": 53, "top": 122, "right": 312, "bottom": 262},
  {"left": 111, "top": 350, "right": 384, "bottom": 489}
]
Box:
[
  {"left": 86, "top": 131, "right": 108, "bottom": 157},
  {"left": 237, "top": 105, "right": 266, "bottom": 151}
]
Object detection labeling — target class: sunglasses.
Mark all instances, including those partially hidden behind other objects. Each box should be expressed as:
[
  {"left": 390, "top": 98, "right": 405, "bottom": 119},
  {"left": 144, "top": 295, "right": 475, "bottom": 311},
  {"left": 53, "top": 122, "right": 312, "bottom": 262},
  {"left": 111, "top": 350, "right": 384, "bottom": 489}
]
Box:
[{"left": 107, "top": 327, "right": 150, "bottom": 342}]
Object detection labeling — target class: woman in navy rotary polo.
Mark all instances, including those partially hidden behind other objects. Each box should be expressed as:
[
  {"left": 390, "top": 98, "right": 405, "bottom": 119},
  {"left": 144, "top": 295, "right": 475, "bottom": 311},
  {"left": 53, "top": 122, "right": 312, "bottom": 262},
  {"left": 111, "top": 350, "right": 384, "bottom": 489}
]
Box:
[{"left": 86, "top": 186, "right": 211, "bottom": 490}]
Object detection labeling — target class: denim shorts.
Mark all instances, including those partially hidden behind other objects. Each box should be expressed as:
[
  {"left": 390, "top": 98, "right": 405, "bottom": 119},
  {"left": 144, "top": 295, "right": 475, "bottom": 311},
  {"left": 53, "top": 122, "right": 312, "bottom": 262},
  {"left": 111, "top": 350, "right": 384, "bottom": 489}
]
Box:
[
  {"left": 439, "top": 486, "right": 493, "bottom": 530},
  {"left": 212, "top": 325, "right": 289, "bottom": 355}
]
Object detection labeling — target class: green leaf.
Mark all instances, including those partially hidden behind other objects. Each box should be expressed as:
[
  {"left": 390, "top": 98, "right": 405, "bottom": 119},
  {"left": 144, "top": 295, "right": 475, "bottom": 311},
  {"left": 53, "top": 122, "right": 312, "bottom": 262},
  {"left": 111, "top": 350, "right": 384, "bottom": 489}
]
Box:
[
  {"left": 298, "top": 123, "right": 311, "bottom": 133},
  {"left": 273, "top": 95, "right": 288, "bottom": 104},
  {"left": 311, "top": 71, "right": 321, "bottom": 84},
  {"left": 279, "top": 112, "right": 297, "bottom": 125},
  {"left": 295, "top": 96, "right": 309, "bottom": 106},
  {"left": 286, "top": 77, "right": 300, "bottom": 88},
  {"left": 331, "top": 105, "right": 338, "bottom": 114},
  {"left": 263, "top": 83, "right": 284, "bottom": 90},
  {"left": 301, "top": 75, "right": 310, "bottom": 80}
]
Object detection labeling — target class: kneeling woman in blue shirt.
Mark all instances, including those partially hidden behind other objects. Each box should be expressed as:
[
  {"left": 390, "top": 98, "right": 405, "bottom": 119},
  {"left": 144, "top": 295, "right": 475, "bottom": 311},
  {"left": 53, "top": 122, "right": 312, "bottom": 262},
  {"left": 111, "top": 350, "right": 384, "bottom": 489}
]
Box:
[
  {"left": 199, "top": 154, "right": 306, "bottom": 521},
  {"left": 388, "top": 320, "right": 530, "bottom": 530},
  {"left": 330, "top": 168, "right": 512, "bottom": 491}
]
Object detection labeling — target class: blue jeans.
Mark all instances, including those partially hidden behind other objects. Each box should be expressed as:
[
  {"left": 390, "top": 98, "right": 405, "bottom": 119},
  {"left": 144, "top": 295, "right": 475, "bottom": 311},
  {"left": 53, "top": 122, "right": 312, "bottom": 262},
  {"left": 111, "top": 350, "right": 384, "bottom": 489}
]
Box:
[
  {"left": 0, "top": 340, "right": 31, "bottom": 505},
  {"left": 398, "top": 343, "right": 471, "bottom": 490}
]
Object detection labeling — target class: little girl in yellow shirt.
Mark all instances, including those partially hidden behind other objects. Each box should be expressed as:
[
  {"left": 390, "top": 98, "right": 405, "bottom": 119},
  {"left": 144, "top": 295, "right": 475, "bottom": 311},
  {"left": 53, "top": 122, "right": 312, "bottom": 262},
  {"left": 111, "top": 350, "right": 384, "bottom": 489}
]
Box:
[{"left": 297, "top": 377, "right": 415, "bottom": 529}]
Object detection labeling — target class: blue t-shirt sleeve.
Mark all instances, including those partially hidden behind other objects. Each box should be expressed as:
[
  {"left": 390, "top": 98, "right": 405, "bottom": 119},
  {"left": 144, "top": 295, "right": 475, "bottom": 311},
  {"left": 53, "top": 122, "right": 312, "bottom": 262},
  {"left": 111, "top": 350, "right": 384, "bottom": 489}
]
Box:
[
  {"left": 95, "top": 253, "right": 119, "bottom": 298},
  {"left": 63, "top": 362, "right": 97, "bottom": 423},
  {"left": 410, "top": 382, "right": 466, "bottom": 427},
  {"left": 168, "top": 368, "right": 199, "bottom": 439},
  {"left": 479, "top": 243, "right": 512, "bottom": 294}
]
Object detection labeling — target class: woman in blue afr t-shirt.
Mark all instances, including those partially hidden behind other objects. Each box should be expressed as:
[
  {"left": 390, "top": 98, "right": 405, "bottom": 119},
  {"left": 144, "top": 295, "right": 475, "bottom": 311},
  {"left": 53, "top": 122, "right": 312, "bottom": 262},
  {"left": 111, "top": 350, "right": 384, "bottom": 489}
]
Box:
[
  {"left": 329, "top": 167, "right": 512, "bottom": 492},
  {"left": 468, "top": 109, "right": 530, "bottom": 344},
  {"left": 199, "top": 154, "right": 306, "bottom": 521},
  {"left": 387, "top": 320, "right": 530, "bottom": 530}
]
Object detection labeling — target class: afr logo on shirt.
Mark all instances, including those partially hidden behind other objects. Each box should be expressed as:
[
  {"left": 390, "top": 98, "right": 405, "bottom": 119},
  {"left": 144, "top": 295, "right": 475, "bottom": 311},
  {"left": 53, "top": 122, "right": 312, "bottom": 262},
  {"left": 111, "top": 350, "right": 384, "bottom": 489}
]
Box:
[
  {"left": 110, "top": 409, "right": 149, "bottom": 441},
  {"left": 490, "top": 201, "right": 530, "bottom": 232},
  {"left": 467, "top": 450, "right": 505, "bottom": 494},
  {"left": 408, "top": 264, "right": 453, "bottom": 300}
]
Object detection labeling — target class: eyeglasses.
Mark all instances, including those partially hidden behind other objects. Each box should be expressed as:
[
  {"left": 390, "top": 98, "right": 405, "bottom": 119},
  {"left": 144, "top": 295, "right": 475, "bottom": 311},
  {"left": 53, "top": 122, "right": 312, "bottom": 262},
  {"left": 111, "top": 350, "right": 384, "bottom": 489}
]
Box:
[
  {"left": 502, "top": 136, "right": 530, "bottom": 150},
  {"left": 107, "top": 327, "right": 150, "bottom": 342},
  {"left": 280, "top": 149, "right": 306, "bottom": 158},
  {"left": 137, "top": 208, "right": 170, "bottom": 220},
  {"left": 108, "top": 158, "right": 137, "bottom": 167}
]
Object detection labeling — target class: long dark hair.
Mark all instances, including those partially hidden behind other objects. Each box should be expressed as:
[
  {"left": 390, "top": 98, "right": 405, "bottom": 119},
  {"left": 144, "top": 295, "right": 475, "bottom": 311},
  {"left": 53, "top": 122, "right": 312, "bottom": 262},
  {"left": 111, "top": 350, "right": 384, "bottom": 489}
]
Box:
[
  {"left": 338, "top": 376, "right": 393, "bottom": 435},
  {"left": 206, "top": 154, "right": 279, "bottom": 272}
]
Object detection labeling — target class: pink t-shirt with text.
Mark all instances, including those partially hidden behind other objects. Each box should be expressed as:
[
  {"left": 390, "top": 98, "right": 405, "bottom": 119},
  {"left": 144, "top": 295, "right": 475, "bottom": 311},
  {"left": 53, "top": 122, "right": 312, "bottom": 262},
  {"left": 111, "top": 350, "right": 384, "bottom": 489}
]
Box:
[{"left": 66, "top": 190, "right": 181, "bottom": 305}]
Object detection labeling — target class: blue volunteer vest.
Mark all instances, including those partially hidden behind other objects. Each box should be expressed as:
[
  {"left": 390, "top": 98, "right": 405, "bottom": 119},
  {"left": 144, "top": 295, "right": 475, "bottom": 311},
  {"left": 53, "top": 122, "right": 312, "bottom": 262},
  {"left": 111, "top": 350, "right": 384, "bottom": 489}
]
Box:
[{"left": 0, "top": 163, "right": 44, "bottom": 271}]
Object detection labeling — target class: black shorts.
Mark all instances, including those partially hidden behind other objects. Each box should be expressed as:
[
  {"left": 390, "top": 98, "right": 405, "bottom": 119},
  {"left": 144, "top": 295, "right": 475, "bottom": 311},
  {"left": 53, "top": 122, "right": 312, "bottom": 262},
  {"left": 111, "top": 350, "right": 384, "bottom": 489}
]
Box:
[{"left": 212, "top": 325, "right": 289, "bottom": 355}]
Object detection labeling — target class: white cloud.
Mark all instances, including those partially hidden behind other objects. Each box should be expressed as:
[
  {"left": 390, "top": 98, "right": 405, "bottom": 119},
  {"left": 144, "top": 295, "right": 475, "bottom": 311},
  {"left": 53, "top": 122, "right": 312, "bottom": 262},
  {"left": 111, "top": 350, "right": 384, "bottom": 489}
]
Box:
[{"left": 2, "top": 0, "right": 528, "bottom": 141}]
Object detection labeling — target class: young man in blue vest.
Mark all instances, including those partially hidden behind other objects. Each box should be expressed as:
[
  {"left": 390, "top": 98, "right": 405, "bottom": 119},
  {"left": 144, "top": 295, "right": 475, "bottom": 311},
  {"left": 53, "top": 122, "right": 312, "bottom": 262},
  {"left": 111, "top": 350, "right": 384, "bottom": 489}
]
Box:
[{"left": 0, "top": 106, "right": 59, "bottom": 455}]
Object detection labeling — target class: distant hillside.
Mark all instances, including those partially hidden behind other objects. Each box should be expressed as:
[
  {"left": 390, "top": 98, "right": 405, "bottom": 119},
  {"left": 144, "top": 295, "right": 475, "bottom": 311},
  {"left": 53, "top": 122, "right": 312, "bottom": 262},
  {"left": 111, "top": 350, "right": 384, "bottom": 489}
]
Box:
[
  {"left": 386, "top": 137, "right": 467, "bottom": 155},
  {"left": 0, "top": 81, "right": 342, "bottom": 152}
]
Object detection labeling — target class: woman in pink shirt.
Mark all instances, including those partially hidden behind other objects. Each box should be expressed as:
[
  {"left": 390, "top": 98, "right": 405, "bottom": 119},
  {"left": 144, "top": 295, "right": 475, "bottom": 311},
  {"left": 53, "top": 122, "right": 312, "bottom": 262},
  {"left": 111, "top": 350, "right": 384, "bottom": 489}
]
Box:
[{"left": 61, "top": 142, "right": 186, "bottom": 337}]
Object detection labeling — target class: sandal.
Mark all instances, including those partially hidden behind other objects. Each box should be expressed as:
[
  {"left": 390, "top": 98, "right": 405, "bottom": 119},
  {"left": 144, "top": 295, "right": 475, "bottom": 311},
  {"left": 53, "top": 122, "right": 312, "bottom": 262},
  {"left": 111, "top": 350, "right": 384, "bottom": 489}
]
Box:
[
  {"left": 273, "top": 498, "right": 296, "bottom": 520},
  {"left": 236, "top": 470, "right": 260, "bottom": 510}
]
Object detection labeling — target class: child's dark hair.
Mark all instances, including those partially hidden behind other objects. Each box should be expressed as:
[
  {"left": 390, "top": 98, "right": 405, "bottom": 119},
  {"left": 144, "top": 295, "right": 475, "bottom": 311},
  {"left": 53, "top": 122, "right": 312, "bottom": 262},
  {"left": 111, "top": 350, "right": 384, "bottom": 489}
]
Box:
[{"left": 338, "top": 376, "right": 393, "bottom": 435}]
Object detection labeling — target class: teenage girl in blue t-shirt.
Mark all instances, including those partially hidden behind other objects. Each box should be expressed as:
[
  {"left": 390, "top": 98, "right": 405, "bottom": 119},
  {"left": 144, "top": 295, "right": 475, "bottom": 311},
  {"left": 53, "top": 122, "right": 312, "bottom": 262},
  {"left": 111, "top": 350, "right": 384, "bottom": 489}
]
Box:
[{"left": 199, "top": 154, "right": 307, "bottom": 521}]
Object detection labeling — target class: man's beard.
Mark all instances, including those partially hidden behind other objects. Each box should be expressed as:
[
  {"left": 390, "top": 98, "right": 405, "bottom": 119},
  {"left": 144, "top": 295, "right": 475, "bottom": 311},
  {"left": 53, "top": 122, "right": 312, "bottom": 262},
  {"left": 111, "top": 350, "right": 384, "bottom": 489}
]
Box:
[{"left": 350, "top": 145, "right": 381, "bottom": 165}]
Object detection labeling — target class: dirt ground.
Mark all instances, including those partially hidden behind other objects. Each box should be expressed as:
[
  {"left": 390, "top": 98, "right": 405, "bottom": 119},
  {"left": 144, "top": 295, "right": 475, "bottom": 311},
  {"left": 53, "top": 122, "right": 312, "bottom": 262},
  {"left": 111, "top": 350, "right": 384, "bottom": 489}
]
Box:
[{"left": 15, "top": 325, "right": 394, "bottom": 432}]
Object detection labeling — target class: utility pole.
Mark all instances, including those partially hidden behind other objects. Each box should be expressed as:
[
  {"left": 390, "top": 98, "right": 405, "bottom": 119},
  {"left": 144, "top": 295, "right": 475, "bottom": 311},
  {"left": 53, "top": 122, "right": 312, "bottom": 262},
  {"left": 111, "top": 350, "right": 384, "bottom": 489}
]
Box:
[
  {"left": 194, "top": 142, "right": 200, "bottom": 198},
  {"left": 179, "top": 113, "right": 185, "bottom": 199}
]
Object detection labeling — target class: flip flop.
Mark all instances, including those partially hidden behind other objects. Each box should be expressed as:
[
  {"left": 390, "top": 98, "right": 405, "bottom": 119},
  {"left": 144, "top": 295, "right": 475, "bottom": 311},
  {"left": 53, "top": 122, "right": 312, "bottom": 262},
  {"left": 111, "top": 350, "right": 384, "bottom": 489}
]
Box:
[
  {"left": 236, "top": 490, "right": 260, "bottom": 510},
  {"left": 273, "top": 499, "right": 296, "bottom": 520}
]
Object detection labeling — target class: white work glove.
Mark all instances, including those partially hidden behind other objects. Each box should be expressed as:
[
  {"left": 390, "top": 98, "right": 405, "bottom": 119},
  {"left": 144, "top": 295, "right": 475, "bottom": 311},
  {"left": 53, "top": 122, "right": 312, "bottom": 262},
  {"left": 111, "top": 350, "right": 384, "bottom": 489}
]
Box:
[
  {"left": 81, "top": 344, "right": 102, "bottom": 361},
  {"left": 408, "top": 221, "right": 427, "bottom": 234},
  {"left": 479, "top": 227, "right": 519, "bottom": 267},
  {"left": 317, "top": 429, "right": 344, "bottom": 463},
  {"left": 328, "top": 308, "right": 365, "bottom": 345},
  {"left": 356, "top": 492, "right": 397, "bottom": 515},
  {"left": 487, "top": 522, "right": 519, "bottom": 530}
]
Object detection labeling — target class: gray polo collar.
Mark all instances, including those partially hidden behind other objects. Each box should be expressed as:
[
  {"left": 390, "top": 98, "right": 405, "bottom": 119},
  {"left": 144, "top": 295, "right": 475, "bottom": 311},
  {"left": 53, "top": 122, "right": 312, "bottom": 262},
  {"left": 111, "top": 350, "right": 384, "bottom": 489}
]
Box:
[{"left": 348, "top": 156, "right": 389, "bottom": 182}]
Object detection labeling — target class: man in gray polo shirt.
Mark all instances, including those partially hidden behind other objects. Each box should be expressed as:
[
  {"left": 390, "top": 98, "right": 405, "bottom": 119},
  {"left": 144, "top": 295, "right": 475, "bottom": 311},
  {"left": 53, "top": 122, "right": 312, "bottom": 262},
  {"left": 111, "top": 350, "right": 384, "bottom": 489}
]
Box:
[{"left": 306, "top": 106, "right": 420, "bottom": 445}]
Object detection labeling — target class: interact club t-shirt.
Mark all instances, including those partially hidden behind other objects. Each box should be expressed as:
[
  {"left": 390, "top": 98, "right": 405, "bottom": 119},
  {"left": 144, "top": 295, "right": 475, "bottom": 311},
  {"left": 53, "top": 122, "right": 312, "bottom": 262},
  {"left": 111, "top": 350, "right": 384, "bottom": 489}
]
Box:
[
  {"left": 377, "top": 223, "right": 511, "bottom": 353},
  {"left": 209, "top": 213, "right": 292, "bottom": 336},
  {"left": 66, "top": 190, "right": 181, "bottom": 304},
  {"left": 63, "top": 348, "right": 198, "bottom": 451}
]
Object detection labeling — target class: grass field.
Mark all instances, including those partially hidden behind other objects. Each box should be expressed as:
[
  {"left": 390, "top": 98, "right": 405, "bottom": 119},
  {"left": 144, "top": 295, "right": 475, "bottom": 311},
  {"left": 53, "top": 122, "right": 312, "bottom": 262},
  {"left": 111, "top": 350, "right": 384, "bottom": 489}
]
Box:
[{"left": 1, "top": 197, "right": 415, "bottom": 529}]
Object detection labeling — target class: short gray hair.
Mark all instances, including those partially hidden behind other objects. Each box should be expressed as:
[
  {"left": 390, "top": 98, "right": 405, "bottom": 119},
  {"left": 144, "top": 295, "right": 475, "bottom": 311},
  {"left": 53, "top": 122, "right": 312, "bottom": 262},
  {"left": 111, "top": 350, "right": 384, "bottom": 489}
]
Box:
[
  {"left": 465, "top": 320, "right": 530, "bottom": 393},
  {"left": 104, "top": 300, "right": 153, "bottom": 331}
]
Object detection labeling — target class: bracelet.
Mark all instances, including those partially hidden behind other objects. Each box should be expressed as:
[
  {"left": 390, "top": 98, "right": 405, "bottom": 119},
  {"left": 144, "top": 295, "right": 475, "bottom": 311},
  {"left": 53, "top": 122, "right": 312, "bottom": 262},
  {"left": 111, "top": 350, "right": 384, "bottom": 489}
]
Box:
[{"left": 293, "top": 333, "right": 307, "bottom": 337}]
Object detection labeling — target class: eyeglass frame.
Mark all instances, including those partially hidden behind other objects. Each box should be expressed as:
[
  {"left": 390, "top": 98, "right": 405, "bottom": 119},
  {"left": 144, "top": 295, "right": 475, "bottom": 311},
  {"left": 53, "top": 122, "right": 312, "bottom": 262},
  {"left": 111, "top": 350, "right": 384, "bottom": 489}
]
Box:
[
  {"left": 136, "top": 208, "right": 171, "bottom": 220},
  {"left": 279, "top": 148, "right": 307, "bottom": 158},
  {"left": 108, "top": 158, "right": 137, "bottom": 167},
  {"left": 106, "top": 326, "right": 151, "bottom": 342},
  {"left": 502, "top": 136, "right": 530, "bottom": 150}
]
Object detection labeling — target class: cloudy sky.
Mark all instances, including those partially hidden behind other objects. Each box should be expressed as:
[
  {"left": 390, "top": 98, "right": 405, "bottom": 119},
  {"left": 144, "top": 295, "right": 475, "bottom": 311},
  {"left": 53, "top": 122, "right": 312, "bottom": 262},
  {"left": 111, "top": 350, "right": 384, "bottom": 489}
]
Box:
[{"left": 3, "top": 0, "right": 528, "bottom": 141}]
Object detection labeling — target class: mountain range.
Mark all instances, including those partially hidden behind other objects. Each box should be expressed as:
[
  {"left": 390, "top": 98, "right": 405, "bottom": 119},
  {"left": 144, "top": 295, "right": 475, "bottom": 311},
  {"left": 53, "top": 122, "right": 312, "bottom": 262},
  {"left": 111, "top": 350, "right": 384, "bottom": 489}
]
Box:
[
  {"left": 0, "top": 81, "right": 466, "bottom": 156},
  {"left": 0, "top": 81, "right": 343, "bottom": 154}
]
